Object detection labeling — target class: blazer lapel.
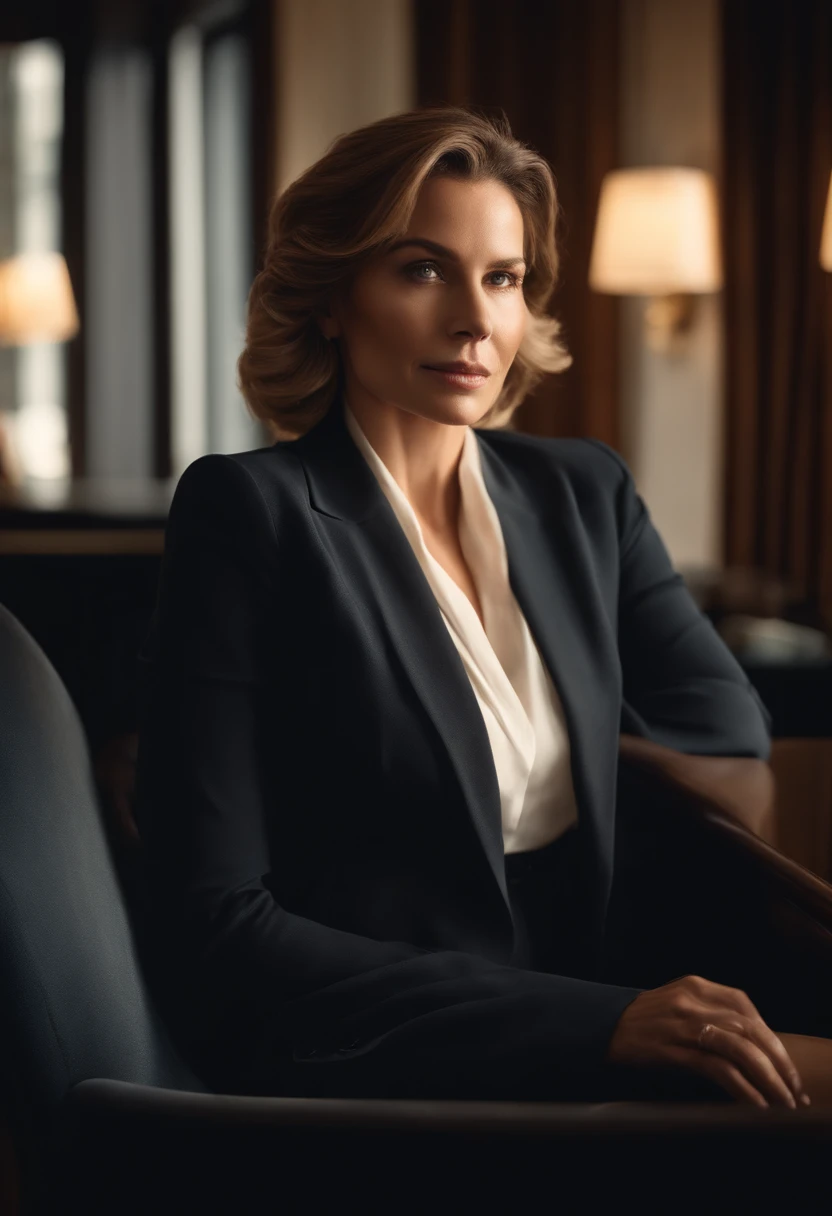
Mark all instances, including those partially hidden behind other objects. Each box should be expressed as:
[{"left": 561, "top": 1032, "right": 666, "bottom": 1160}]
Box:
[
  {"left": 477, "top": 440, "right": 621, "bottom": 942},
  {"left": 291, "top": 393, "right": 620, "bottom": 943}
]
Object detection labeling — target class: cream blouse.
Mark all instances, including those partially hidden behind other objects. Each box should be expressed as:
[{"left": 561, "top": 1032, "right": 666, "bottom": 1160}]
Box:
[{"left": 343, "top": 399, "right": 579, "bottom": 855}]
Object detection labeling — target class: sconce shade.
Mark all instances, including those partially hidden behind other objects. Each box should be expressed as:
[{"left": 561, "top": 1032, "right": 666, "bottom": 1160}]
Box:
[
  {"left": 821, "top": 170, "right": 832, "bottom": 271},
  {"left": 0, "top": 252, "right": 79, "bottom": 345},
  {"left": 589, "top": 168, "right": 723, "bottom": 295}
]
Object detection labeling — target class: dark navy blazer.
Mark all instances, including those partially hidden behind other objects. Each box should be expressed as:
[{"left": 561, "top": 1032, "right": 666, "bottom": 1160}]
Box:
[{"left": 135, "top": 388, "right": 773, "bottom": 1102}]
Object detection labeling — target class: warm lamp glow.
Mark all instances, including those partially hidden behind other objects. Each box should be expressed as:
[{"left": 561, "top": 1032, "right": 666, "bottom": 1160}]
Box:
[
  {"left": 821, "top": 171, "right": 832, "bottom": 271},
  {"left": 589, "top": 168, "right": 723, "bottom": 295},
  {"left": 0, "top": 252, "right": 79, "bottom": 345}
]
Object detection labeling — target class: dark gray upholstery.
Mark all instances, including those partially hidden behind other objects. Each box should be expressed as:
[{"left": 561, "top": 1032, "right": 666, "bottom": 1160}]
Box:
[{"left": 0, "top": 600, "right": 206, "bottom": 1113}]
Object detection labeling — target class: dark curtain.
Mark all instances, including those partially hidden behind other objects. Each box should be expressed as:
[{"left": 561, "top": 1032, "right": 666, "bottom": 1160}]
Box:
[
  {"left": 721, "top": 0, "right": 832, "bottom": 631},
  {"left": 414, "top": 0, "right": 622, "bottom": 445}
]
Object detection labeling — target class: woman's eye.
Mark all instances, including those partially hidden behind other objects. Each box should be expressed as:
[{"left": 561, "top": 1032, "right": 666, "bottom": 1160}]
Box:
[
  {"left": 405, "top": 261, "right": 521, "bottom": 290},
  {"left": 409, "top": 262, "right": 440, "bottom": 282}
]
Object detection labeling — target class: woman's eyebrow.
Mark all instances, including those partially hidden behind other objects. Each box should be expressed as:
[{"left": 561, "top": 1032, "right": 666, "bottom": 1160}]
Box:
[{"left": 387, "top": 238, "right": 527, "bottom": 270}]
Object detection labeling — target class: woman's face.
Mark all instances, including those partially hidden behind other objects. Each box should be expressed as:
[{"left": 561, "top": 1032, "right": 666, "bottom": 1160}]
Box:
[{"left": 323, "top": 176, "right": 529, "bottom": 427}]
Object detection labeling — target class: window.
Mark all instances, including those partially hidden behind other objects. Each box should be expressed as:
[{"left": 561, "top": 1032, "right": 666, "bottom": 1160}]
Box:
[
  {"left": 0, "top": 0, "right": 272, "bottom": 485},
  {"left": 169, "top": 13, "right": 263, "bottom": 476},
  {"left": 0, "top": 39, "right": 69, "bottom": 480}
]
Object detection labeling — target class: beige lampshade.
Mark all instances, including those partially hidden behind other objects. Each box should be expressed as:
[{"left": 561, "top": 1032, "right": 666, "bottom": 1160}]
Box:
[
  {"left": 589, "top": 168, "right": 723, "bottom": 295},
  {"left": 0, "top": 252, "right": 79, "bottom": 345},
  {"left": 820, "top": 170, "right": 832, "bottom": 271}
]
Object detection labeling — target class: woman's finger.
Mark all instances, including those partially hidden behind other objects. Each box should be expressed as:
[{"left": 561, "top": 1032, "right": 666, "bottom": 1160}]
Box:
[
  {"left": 676, "top": 1048, "right": 770, "bottom": 1108},
  {"left": 709, "top": 987, "right": 806, "bottom": 1101},
  {"left": 744, "top": 1023, "right": 805, "bottom": 1101},
  {"left": 696, "top": 1022, "right": 796, "bottom": 1108}
]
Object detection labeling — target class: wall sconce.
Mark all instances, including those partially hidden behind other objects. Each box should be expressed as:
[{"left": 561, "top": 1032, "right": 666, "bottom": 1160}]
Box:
[
  {"left": 820, "top": 170, "right": 832, "bottom": 271},
  {"left": 589, "top": 168, "right": 723, "bottom": 353}
]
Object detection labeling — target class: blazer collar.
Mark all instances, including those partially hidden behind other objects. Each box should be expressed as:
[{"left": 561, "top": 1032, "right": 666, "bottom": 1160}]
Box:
[
  {"left": 290, "top": 390, "right": 618, "bottom": 955},
  {"left": 289, "top": 389, "right": 541, "bottom": 523}
]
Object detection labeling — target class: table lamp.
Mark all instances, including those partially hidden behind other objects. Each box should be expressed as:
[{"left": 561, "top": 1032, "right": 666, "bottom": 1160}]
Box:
[
  {"left": 588, "top": 167, "right": 723, "bottom": 353},
  {"left": 0, "top": 252, "right": 79, "bottom": 485}
]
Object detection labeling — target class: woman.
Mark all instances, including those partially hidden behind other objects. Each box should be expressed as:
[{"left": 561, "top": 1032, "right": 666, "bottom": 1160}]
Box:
[{"left": 135, "top": 104, "right": 824, "bottom": 1109}]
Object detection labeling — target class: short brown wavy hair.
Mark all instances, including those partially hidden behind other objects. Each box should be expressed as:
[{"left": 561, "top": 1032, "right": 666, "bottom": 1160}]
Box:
[{"left": 237, "top": 105, "right": 573, "bottom": 441}]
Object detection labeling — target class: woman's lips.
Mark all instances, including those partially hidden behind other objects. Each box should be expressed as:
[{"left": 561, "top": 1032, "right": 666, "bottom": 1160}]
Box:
[{"left": 422, "top": 366, "right": 489, "bottom": 389}]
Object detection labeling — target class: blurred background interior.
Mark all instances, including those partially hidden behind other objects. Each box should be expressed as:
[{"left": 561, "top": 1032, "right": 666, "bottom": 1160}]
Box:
[{"left": 1, "top": 0, "right": 832, "bottom": 884}]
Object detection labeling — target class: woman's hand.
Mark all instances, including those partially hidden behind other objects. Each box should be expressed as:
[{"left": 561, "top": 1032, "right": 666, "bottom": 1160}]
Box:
[{"left": 605, "top": 974, "right": 811, "bottom": 1108}]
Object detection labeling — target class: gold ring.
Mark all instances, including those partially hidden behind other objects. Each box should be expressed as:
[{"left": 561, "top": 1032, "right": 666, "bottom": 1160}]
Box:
[{"left": 697, "top": 1022, "right": 715, "bottom": 1049}]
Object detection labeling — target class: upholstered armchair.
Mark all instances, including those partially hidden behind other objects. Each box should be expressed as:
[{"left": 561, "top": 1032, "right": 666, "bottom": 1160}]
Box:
[{"left": 2, "top": 600, "right": 832, "bottom": 1214}]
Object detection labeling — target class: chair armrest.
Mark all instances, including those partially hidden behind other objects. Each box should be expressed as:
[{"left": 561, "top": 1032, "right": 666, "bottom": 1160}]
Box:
[
  {"left": 62, "top": 1075, "right": 832, "bottom": 1131},
  {"left": 615, "top": 732, "right": 832, "bottom": 1034},
  {"left": 618, "top": 732, "right": 832, "bottom": 940},
  {"left": 694, "top": 812, "right": 832, "bottom": 935},
  {"left": 618, "top": 732, "right": 776, "bottom": 841},
  {"left": 44, "top": 1078, "right": 832, "bottom": 1211}
]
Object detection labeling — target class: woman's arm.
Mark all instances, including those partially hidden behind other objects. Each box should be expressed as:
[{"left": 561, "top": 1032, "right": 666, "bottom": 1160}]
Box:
[
  {"left": 135, "top": 453, "right": 645, "bottom": 1099},
  {"left": 136, "top": 455, "right": 433, "bottom": 1038},
  {"left": 587, "top": 439, "right": 773, "bottom": 760}
]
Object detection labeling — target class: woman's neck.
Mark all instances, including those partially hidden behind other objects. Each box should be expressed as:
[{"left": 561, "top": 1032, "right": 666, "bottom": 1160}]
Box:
[{"left": 345, "top": 392, "right": 467, "bottom": 537}]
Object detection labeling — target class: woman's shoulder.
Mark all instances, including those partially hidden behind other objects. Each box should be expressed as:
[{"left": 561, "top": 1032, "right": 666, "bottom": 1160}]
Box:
[
  {"left": 168, "top": 444, "right": 308, "bottom": 556},
  {"left": 174, "top": 443, "right": 306, "bottom": 513},
  {"left": 177, "top": 441, "right": 304, "bottom": 493}
]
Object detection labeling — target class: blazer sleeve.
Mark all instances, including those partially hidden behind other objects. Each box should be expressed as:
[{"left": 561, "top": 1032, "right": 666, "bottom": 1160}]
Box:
[
  {"left": 135, "top": 453, "right": 645, "bottom": 1102},
  {"left": 586, "top": 440, "right": 773, "bottom": 760}
]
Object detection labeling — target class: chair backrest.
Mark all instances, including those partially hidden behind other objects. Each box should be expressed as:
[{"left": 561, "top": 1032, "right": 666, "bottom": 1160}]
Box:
[{"left": 0, "top": 602, "right": 207, "bottom": 1117}]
